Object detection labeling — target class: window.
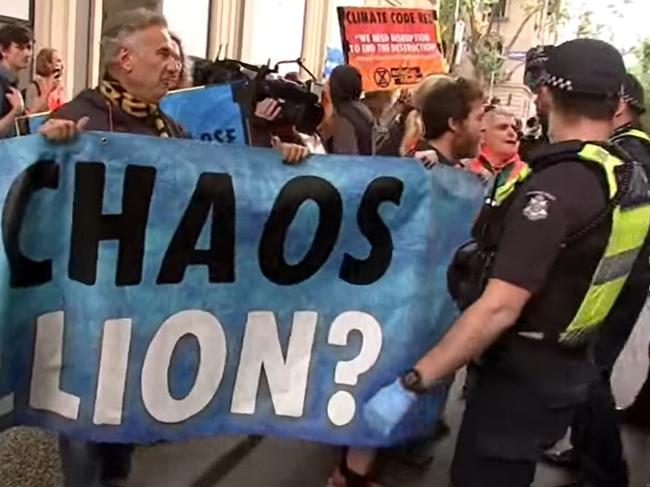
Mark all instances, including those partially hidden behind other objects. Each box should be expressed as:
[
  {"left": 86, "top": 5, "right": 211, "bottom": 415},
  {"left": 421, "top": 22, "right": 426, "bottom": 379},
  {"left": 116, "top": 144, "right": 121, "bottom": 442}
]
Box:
[
  {"left": 0, "top": 0, "right": 31, "bottom": 21},
  {"left": 492, "top": 0, "right": 509, "bottom": 20},
  {"left": 163, "top": 0, "right": 210, "bottom": 58},
  {"left": 243, "top": 0, "right": 306, "bottom": 74}
]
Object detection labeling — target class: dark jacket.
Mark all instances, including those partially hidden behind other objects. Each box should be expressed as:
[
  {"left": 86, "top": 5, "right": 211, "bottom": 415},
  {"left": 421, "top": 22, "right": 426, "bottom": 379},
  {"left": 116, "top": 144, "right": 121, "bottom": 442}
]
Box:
[
  {"left": 52, "top": 88, "right": 187, "bottom": 138},
  {"left": 0, "top": 64, "right": 19, "bottom": 138},
  {"left": 325, "top": 101, "right": 374, "bottom": 156}
]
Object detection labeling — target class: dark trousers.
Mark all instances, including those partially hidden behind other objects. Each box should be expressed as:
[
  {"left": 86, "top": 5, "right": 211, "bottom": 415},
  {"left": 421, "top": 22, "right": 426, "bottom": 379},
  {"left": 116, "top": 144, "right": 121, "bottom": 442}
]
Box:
[
  {"left": 451, "top": 339, "right": 590, "bottom": 487},
  {"left": 571, "top": 373, "right": 628, "bottom": 487},
  {"left": 59, "top": 437, "right": 134, "bottom": 487},
  {"left": 569, "top": 278, "right": 649, "bottom": 487}
]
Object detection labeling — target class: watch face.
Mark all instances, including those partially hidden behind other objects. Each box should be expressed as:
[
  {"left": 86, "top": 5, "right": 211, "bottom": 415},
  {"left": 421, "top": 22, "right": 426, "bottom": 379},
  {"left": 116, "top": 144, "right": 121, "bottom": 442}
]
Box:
[{"left": 403, "top": 370, "right": 422, "bottom": 391}]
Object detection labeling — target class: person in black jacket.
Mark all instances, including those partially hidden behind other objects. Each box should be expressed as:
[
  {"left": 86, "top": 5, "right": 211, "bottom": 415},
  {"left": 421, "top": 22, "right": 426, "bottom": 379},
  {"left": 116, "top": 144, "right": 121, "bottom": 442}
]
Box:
[
  {"left": 0, "top": 23, "right": 32, "bottom": 138},
  {"left": 544, "top": 73, "right": 650, "bottom": 487},
  {"left": 40, "top": 8, "right": 307, "bottom": 487}
]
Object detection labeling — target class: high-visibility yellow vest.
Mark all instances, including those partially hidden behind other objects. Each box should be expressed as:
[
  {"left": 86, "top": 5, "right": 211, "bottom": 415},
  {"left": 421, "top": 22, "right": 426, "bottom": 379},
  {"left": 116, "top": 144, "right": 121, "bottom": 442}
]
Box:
[
  {"left": 489, "top": 143, "right": 650, "bottom": 344},
  {"left": 560, "top": 144, "right": 650, "bottom": 343},
  {"left": 493, "top": 164, "right": 532, "bottom": 206},
  {"left": 611, "top": 128, "right": 650, "bottom": 146}
]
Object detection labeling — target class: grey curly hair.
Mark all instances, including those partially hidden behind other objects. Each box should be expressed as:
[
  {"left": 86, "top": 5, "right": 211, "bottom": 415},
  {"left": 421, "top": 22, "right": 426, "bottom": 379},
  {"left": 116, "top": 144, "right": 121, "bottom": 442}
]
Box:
[{"left": 100, "top": 8, "right": 168, "bottom": 74}]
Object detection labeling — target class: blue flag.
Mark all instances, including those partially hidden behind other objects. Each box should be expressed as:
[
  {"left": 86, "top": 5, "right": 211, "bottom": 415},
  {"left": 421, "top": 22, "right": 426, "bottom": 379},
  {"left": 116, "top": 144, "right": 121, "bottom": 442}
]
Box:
[
  {"left": 160, "top": 83, "right": 248, "bottom": 145},
  {"left": 0, "top": 133, "right": 482, "bottom": 447}
]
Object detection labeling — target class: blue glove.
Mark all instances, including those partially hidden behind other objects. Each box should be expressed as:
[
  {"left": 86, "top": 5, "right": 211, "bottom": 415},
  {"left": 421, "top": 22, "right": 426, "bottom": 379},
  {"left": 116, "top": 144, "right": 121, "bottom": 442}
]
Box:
[{"left": 363, "top": 379, "right": 418, "bottom": 437}]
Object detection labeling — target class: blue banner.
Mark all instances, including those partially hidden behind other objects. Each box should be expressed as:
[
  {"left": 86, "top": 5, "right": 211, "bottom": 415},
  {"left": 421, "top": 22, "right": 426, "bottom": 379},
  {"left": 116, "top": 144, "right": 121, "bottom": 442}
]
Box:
[
  {"left": 160, "top": 83, "right": 248, "bottom": 145},
  {"left": 0, "top": 133, "right": 482, "bottom": 447},
  {"left": 28, "top": 83, "right": 248, "bottom": 145}
]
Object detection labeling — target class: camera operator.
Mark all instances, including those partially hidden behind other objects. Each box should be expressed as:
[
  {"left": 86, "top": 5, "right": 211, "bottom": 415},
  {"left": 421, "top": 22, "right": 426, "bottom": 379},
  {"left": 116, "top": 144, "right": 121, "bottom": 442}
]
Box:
[{"left": 191, "top": 58, "right": 323, "bottom": 152}]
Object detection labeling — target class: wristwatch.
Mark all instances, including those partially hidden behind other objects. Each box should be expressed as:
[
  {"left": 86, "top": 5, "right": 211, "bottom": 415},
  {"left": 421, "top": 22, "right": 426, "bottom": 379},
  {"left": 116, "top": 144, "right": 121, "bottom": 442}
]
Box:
[
  {"left": 400, "top": 368, "right": 450, "bottom": 395},
  {"left": 400, "top": 368, "right": 428, "bottom": 395}
]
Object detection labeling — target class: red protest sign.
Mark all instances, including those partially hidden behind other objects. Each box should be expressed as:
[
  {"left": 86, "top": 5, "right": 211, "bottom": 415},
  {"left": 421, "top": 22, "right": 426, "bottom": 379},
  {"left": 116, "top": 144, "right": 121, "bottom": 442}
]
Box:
[{"left": 337, "top": 7, "right": 447, "bottom": 92}]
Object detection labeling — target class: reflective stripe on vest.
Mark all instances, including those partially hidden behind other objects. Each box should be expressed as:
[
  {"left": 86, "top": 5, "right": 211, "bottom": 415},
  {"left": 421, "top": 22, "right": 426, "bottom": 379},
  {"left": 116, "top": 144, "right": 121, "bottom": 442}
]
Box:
[
  {"left": 493, "top": 164, "right": 532, "bottom": 205},
  {"left": 613, "top": 128, "right": 650, "bottom": 145},
  {"left": 560, "top": 143, "right": 650, "bottom": 344}
]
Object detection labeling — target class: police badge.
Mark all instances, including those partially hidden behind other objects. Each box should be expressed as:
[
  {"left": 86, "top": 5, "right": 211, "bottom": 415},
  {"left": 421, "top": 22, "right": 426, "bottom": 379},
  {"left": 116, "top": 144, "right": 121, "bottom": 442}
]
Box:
[{"left": 523, "top": 192, "right": 554, "bottom": 221}]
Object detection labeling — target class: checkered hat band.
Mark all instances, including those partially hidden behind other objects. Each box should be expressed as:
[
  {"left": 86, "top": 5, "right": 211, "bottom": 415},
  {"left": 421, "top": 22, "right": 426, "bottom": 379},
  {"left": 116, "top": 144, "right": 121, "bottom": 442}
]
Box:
[{"left": 541, "top": 73, "right": 574, "bottom": 91}]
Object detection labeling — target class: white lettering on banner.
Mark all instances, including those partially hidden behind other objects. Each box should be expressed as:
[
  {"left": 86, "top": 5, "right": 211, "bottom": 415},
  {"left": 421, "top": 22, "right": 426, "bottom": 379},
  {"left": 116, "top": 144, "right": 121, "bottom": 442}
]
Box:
[
  {"left": 141, "top": 310, "right": 227, "bottom": 423},
  {"left": 29, "top": 311, "right": 81, "bottom": 420},
  {"left": 231, "top": 311, "right": 317, "bottom": 417},
  {"left": 93, "top": 319, "right": 132, "bottom": 425},
  {"left": 327, "top": 311, "right": 382, "bottom": 427}
]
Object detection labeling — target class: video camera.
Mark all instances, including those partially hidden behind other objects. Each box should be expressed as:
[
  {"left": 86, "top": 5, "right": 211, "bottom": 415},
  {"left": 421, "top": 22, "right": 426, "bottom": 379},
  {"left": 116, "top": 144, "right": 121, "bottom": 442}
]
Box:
[{"left": 191, "top": 56, "right": 324, "bottom": 135}]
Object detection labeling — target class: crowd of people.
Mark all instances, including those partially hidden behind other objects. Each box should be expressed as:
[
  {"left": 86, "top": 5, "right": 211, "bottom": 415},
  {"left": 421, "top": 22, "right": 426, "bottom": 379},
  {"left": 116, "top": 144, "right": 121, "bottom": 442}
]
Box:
[{"left": 0, "top": 6, "right": 649, "bottom": 487}]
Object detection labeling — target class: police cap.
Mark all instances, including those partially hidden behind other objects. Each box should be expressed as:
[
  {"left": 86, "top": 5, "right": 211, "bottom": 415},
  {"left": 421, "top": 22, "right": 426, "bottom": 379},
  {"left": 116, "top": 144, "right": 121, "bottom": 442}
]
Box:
[
  {"left": 622, "top": 73, "right": 646, "bottom": 114},
  {"left": 524, "top": 45, "right": 554, "bottom": 90},
  {"left": 542, "top": 38, "right": 625, "bottom": 98}
]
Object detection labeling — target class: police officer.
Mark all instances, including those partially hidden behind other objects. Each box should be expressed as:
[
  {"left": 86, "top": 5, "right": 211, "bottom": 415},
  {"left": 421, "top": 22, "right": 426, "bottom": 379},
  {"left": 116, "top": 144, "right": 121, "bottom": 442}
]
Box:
[
  {"left": 363, "top": 38, "right": 650, "bottom": 487},
  {"left": 519, "top": 45, "right": 554, "bottom": 160},
  {"left": 544, "top": 73, "right": 650, "bottom": 487}
]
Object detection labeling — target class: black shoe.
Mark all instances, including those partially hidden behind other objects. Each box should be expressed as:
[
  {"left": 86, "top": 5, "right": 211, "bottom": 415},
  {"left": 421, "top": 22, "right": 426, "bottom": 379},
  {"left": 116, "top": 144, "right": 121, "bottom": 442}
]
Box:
[{"left": 541, "top": 448, "right": 579, "bottom": 469}]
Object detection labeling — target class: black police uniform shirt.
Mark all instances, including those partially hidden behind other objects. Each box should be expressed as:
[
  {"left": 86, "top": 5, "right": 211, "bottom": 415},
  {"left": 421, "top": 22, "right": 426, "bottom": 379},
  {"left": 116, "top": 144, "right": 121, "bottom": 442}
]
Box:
[{"left": 490, "top": 149, "right": 610, "bottom": 338}]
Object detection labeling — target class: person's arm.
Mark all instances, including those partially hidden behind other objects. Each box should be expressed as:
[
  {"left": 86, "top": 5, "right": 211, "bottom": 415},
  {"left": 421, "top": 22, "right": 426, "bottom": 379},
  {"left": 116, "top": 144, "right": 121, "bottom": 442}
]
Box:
[
  {"left": 0, "top": 88, "right": 24, "bottom": 137},
  {"left": 364, "top": 167, "right": 602, "bottom": 435},
  {"left": 26, "top": 82, "right": 48, "bottom": 114},
  {"left": 415, "top": 279, "right": 530, "bottom": 382}
]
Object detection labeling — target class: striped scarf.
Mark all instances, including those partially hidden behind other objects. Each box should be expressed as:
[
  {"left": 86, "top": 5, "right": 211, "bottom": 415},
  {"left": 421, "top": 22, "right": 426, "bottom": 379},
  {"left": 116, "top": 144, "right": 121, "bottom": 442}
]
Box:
[{"left": 99, "top": 78, "right": 171, "bottom": 137}]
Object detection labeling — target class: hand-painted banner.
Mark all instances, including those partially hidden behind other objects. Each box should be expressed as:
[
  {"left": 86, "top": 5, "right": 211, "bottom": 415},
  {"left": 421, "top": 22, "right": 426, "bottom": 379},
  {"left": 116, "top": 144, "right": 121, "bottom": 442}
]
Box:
[
  {"left": 337, "top": 7, "right": 447, "bottom": 92},
  {"left": 0, "top": 133, "right": 482, "bottom": 447},
  {"left": 25, "top": 83, "right": 248, "bottom": 145},
  {"left": 160, "top": 83, "right": 248, "bottom": 145}
]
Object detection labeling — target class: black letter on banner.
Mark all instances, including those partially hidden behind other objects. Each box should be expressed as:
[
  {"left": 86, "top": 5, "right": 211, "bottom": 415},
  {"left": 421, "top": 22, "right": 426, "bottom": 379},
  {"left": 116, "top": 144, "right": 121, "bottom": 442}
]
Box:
[
  {"left": 2, "top": 160, "right": 59, "bottom": 287},
  {"left": 340, "top": 177, "right": 403, "bottom": 285},
  {"left": 69, "top": 163, "right": 155, "bottom": 285},
  {"left": 157, "top": 173, "right": 235, "bottom": 284},
  {"left": 259, "top": 176, "right": 342, "bottom": 285}
]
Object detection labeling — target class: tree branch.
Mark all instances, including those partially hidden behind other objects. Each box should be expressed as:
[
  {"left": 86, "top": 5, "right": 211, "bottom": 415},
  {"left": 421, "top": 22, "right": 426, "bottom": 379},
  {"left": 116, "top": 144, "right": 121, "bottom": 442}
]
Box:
[
  {"left": 505, "top": 4, "right": 542, "bottom": 53},
  {"left": 502, "top": 60, "right": 525, "bottom": 82}
]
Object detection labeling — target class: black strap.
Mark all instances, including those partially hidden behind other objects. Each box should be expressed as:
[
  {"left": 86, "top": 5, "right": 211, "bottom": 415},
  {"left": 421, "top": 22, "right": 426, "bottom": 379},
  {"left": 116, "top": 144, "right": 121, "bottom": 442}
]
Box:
[{"left": 529, "top": 142, "right": 628, "bottom": 246}]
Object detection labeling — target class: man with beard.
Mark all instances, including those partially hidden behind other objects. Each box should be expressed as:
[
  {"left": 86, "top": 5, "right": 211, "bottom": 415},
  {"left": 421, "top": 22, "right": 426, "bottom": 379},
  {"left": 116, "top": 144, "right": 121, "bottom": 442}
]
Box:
[
  {"left": 544, "top": 73, "right": 650, "bottom": 487},
  {"left": 415, "top": 76, "right": 485, "bottom": 168}
]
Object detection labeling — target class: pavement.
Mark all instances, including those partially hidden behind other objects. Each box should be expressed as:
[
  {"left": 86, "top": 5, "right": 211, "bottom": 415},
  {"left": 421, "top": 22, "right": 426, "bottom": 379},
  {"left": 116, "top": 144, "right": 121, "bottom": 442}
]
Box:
[
  {"left": 1, "top": 382, "right": 648, "bottom": 487},
  {"left": 1, "top": 313, "right": 649, "bottom": 487}
]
